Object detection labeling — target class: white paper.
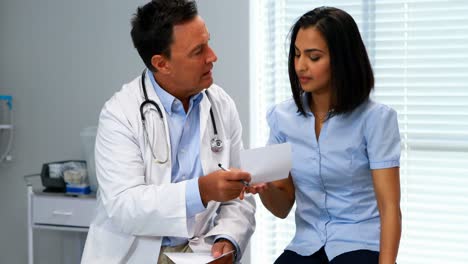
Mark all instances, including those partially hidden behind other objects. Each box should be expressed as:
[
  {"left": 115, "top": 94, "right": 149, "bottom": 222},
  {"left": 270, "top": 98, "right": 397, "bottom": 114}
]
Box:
[
  {"left": 165, "top": 250, "right": 234, "bottom": 264},
  {"left": 240, "top": 143, "right": 292, "bottom": 184},
  {"left": 164, "top": 252, "right": 213, "bottom": 264}
]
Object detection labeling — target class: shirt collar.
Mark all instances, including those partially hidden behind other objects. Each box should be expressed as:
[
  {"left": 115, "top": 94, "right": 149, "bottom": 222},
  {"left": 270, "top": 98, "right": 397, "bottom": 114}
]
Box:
[{"left": 147, "top": 69, "right": 203, "bottom": 115}]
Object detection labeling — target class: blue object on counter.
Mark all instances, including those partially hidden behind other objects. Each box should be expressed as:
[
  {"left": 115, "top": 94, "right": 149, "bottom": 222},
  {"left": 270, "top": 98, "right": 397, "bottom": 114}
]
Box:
[
  {"left": 66, "top": 184, "right": 91, "bottom": 195},
  {"left": 0, "top": 95, "right": 13, "bottom": 110}
]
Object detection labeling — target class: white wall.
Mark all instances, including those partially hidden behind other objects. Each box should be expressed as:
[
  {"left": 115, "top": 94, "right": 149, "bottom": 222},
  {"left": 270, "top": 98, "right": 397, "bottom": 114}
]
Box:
[
  {"left": 0, "top": 0, "right": 250, "bottom": 263},
  {"left": 197, "top": 0, "right": 251, "bottom": 148}
]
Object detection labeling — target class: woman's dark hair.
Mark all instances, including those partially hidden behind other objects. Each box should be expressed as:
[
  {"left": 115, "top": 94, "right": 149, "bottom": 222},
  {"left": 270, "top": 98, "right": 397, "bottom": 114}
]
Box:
[
  {"left": 130, "top": 0, "right": 198, "bottom": 71},
  {"left": 288, "top": 6, "right": 374, "bottom": 116}
]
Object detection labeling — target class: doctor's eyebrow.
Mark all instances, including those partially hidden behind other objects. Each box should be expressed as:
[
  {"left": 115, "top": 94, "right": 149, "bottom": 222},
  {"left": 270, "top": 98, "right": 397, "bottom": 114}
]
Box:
[{"left": 188, "top": 33, "right": 211, "bottom": 55}]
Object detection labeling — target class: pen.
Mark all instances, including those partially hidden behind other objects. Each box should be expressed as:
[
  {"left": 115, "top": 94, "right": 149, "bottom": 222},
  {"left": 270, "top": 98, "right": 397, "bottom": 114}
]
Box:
[{"left": 218, "top": 163, "right": 250, "bottom": 187}]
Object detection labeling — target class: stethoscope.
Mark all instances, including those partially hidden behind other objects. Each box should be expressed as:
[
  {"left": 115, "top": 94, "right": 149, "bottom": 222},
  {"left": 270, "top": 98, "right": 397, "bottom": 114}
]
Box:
[{"left": 139, "top": 70, "right": 223, "bottom": 164}]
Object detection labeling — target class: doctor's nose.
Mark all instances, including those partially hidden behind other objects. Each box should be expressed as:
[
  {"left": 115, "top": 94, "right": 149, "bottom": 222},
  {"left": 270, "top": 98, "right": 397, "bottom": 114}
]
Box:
[{"left": 206, "top": 45, "right": 218, "bottom": 64}]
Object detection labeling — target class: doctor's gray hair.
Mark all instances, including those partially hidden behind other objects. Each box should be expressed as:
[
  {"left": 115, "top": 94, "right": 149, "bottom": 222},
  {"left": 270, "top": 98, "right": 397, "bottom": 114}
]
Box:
[{"left": 130, "top": 0, "right": 198, "bottom": 72}]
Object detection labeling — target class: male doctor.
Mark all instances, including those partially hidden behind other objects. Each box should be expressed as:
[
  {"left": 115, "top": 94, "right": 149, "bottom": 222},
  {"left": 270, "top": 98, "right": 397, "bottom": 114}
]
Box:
[{"left": 81, "top": 0, "right": 256, "bottom": 263}]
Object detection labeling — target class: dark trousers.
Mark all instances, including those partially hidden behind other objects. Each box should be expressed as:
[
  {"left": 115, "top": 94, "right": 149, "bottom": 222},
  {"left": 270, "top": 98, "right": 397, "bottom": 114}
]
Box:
[{"left": 274, "top": 247, "right": 380, "bottom": 264}]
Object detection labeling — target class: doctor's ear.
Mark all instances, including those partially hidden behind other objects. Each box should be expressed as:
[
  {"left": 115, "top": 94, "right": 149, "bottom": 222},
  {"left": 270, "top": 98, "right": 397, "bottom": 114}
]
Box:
[{"left": 151, "top": 54, "right": 170, "bottom": 74}]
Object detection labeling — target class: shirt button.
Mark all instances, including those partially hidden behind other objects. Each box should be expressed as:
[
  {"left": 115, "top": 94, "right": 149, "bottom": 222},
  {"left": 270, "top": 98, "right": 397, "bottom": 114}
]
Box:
[{"left": 181, "top": 149, "right": 186, "bottom": 154}]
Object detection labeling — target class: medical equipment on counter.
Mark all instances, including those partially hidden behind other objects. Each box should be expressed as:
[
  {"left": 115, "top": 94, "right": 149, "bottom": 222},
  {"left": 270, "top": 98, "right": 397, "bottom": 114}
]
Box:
[
  {"left": 0, "top": 95, "right": 13, "bottom": 163},
  {"left": 40, "top": 160, "right": 90, "bottom": 194},
  {"left": 139, "top": 70, "right": 224, "bottom": 164},
  {"left": 63, "top": 167, "right": 91, "bottom": 195}
]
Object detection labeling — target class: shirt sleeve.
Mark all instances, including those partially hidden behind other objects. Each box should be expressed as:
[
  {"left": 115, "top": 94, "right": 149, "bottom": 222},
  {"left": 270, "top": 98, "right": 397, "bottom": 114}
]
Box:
[
  {"left": 186, "top": 177, "right": 205, "bottom": 218},
  {"left": 266, "top": 105, "right": 286, "bottom": 145},
  {"left": 365, "top": 105, "right": 401, "bottom": 170}
]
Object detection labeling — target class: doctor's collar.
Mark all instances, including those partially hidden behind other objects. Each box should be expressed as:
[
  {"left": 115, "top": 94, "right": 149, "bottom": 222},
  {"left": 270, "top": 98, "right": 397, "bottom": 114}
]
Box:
[{"left": 146, "top": 69, "right": 204, "bottom": 115}]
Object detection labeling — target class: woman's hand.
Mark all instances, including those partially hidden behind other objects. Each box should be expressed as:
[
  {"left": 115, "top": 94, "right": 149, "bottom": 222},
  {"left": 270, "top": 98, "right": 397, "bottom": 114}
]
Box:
[
  {"left": 241, "top": 175, "right": 296, "bottom": 219},
  {"left": 244, "top": 182, "right": 272, "bottom": 195},
  {"left": 239, "top": 182, "right": 271, "bottom": 200}
]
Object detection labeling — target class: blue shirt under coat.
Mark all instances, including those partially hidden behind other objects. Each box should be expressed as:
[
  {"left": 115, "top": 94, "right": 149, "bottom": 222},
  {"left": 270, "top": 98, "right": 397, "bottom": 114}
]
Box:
[
  {"left": 148, "top": 71, "right": 240, "bottom": 254},
  {"left": 148, "top": 71, "right": 205, "bottom": 246},
  {"left": 266, "top": 95, "right": 400, "bottom": 260}
]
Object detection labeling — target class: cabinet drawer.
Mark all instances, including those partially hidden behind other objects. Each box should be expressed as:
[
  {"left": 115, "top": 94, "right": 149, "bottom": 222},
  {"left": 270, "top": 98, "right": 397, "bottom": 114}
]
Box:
[{"left": 33, "top": 195, "right": 96, "bottom": 227}]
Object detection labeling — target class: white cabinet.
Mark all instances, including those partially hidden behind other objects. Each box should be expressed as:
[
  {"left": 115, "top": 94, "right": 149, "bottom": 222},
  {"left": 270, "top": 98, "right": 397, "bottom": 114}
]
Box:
[
  {"left": 27, "top": 183, "right": 97, "bottom": 264},
  {"left": 32, "top": 194, "right": 95, "bottom": 227}
]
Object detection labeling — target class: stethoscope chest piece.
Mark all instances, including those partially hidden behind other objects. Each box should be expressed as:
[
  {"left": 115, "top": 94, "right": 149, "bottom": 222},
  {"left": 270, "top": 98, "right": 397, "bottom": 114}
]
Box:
[{"left": 210, "top": 136, "right": 224, "bottom": 152}]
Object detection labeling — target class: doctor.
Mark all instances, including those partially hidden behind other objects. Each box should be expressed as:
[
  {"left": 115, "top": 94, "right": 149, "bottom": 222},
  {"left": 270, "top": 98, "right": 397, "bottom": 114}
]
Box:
[{"left": 81, "top": 0, "right": 256, "bottom": 263}]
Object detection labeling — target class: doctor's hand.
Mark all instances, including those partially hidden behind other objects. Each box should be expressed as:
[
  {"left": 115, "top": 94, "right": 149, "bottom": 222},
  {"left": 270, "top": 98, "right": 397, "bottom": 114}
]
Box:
[
  {"left": 211, "top": 239, "right": 235, "bottom": 264},
  {"left": 199, "top": 168, "right": 251, "bottom": 207}
]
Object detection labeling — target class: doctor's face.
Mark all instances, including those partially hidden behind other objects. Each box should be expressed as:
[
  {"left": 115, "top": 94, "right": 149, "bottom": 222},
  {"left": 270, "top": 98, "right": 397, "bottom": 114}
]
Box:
[{"left": 166, "top": 16, "right": 218, "bottom": 96}]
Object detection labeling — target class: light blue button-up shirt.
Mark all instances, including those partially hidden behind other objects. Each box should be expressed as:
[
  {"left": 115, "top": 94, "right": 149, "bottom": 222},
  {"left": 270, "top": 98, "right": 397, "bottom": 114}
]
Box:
[
  {"left": 148, "top": 72, "right": 205, "bottom": 246},
  {"left": 148, "top": 72, "right": 240, "bottom": 254},
  {"left": 267, "top": 95, "right": 400, "bottom": 260}
]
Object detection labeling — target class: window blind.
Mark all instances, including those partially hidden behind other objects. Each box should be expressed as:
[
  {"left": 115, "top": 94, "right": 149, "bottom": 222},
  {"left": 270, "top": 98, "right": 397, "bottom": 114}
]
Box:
[{"left": 250, "top": 1, "right": 468, "bottom": 263}]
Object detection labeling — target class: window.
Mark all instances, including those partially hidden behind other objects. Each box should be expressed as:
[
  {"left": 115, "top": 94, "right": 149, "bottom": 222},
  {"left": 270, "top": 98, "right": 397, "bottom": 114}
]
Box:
[{"left": 250, "top": 1, "right": 468, "bottom": 263}]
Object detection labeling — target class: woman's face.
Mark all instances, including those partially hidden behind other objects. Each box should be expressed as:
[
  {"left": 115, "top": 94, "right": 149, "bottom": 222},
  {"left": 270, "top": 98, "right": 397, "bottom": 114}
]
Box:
[{"left": 294, "top": 27, "right": 331, "bottom": 95}]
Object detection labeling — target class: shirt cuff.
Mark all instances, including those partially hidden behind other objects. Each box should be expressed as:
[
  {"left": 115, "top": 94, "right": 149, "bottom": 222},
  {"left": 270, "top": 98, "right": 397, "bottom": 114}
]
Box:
[
  {"left": 370, "top": 160, "right": 400, "bottom": 170},
  {"left": 214, "top": 235, "right": 241, "bottom": 262},
  {"left": 186, "top": 178, "right": 205, "bottom": 218}
]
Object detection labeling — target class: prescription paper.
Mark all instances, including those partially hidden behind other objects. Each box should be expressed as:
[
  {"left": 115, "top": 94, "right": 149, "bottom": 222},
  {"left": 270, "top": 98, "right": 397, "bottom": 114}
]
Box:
[{"left": 240, "top": 143, "right": 292, "bottom": 184}]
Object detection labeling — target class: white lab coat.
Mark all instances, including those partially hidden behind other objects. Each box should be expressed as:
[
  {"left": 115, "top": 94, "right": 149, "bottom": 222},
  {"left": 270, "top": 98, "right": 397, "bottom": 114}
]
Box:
[{"left": 81, "top": 75, "right": 256, "bottom": 263}]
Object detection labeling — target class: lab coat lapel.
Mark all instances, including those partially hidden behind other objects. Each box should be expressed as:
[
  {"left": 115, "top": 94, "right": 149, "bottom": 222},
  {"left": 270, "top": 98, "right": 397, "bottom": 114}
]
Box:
[
  {"left": 142, "top": 73, "right": 172, "bottom": 185},
  {"left": 199, "top": 90, "right": 211, "bottom": 172},
  {"left": 199, "top": 90, "right": 211, "bottom": 145}
]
